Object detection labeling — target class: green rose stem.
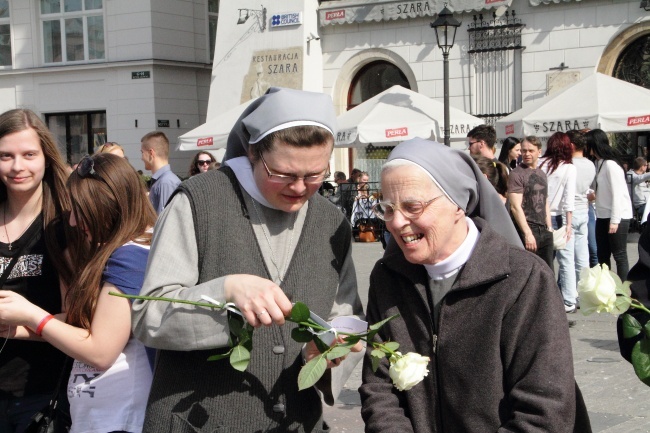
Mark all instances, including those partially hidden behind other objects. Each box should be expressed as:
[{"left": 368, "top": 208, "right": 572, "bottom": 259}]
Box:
[
  {"left": 110, "top": 292, "right": 400, "bottom": 390},
  {"left": 629, "top": 299, "right": 650, "bottom": 315}
]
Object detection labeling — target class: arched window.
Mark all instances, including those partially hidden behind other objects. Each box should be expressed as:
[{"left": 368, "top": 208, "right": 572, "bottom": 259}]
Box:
[
  {"left": 612, "top": 35, "right": 650, "bottom": 157},
  {"left": 348, "top": 61, "right": 410, "bottom": 109},
  {"left": 346, "top": 61, "right": 410, "bottom": 187}
]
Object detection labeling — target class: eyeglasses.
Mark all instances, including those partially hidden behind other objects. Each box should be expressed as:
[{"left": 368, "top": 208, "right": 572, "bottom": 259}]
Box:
[
  {"left": 468, "top": 140, "right": 481, "bottom": 146},
  {"left": 259, "top": 154, "right": 330, "bottom": 185},
  {"left": 197, "top": 160, "right": 212, "bottom": 166},
  {"left": 76, "top": 156, "right": 102, "bottom": 180},
  {"left": 372, "top": 195, "right": 444, "bottom": 221}
]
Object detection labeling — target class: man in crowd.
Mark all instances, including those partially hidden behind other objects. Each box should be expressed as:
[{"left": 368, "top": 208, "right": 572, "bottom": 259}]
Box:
[
  {"left": 508, "top": 136, "right": 554, "bottom": 268},
  {"left": 141, "top": 131, "right": 181, "bottom": 214},
  {"left": 628, "top": 157, "right": 650, "bottom": 219},
  {"left": 467, "top": 124, "right": 498, "bottom": 161},
  {"left": 567, "top": 129, "right": 596, "bottom": 313},
  {"left": 330, "top": 171, "right": 356, "bottom": 217}
]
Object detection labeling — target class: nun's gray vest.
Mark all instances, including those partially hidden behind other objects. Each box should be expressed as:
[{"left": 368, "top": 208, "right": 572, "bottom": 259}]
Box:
[{"left": 143, "top": 167, "right": 351, "bottom": 433}]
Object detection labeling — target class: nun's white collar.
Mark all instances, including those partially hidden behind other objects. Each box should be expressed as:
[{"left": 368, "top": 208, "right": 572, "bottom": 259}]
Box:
[{"left": 423, "top": 218, "right": 479, "bottom": 280}]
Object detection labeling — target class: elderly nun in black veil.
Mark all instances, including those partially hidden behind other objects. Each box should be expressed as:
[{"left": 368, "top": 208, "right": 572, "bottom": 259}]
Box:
[{"left": 360, "top": 138, "right": 591, "bottom": 433}]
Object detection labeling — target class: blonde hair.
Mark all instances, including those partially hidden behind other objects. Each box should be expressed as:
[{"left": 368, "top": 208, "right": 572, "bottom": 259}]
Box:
[{"left": 95, "top": 142, "right": 125, "bottom": 157}]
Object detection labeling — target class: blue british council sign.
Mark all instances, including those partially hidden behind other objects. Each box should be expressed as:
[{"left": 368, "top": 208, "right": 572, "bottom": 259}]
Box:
[{"left": 270, "top": 12, "right": 302, "bottom": 28}]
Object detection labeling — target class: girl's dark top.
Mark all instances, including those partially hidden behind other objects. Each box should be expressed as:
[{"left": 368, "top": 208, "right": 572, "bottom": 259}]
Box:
[{"left": 0, "top": 214, "right": 67, "bottom": 399}]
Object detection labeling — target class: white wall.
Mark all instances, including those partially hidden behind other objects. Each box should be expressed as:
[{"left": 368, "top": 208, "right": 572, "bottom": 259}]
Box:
[
  {"left": 207, "top": 0, "right": 325, "bottom": 118},
  {"left": 0, "top": 0, "right": 214, "bottom": 175},
  {"left": 319, "top": 0, "right": 650, "bottom": 115}
]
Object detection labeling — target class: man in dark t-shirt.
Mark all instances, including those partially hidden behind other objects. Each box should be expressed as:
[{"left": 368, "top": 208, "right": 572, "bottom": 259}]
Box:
[{"left": 508, "top": 136, "right": 554, "bottom": 268}]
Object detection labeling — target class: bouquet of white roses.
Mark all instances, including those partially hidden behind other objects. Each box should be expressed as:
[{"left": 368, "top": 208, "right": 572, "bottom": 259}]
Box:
[
  {"left": 111, "top": 293, "right": 430, "bottom": 391},
  {"left": 577, "top": 264, "right": 650, "bottom": 386}
]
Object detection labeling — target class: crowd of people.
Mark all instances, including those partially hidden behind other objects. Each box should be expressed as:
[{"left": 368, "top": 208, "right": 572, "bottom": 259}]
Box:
[
  {"left": 0, "top": 88, "right": 647, "bottom": 433},
  {"left": 464, "top": 124, "right": 639, "bottom": 316}
]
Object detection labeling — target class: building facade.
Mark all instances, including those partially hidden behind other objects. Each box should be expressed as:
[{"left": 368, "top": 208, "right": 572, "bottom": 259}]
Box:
[{"left": 0, "top": 0, "right": 218, "bottom": 174}]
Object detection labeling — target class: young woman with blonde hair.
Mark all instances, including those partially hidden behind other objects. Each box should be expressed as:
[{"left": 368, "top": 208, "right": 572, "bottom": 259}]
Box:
[
  {"left": 0, "top": 153, "right": 156, "bottom": 433},
  {"left": 0, "top": 108, "right": 73, "bottom": 433},
  {"left": 95, "top": 142, "right": 126, "bottom": 158}
]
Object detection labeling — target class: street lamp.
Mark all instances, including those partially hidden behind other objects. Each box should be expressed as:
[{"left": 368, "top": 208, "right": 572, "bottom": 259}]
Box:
[{"left": 430, "top": 6, "right": 461, "bottom": 146}]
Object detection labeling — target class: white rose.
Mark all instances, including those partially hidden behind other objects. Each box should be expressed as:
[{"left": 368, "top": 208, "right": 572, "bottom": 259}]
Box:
[
  {"left": 388, "top": 352, "right": 430, "bottom": 391},
  {"left": 578, "top": 264, "right": 631, "bottom": 315}
]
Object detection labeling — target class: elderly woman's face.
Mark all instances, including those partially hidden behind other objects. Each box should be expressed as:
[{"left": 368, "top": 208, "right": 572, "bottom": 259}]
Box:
[
  {"left": 381, "top": 166, "right": 467, "bottom": 265},
  {"left": 251, "top": 139, "right": 332, "bottom": 213}
]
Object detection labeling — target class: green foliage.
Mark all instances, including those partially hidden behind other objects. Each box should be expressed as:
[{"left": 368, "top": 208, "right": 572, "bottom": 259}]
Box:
[
  {"left": 298, "top": 355, "right": 328, "bottom": 390},
  {"left": 291, "top": 302, "right": 311, "bottom": 322},
  {"left": 326, "top": 346, "right": 351, "bottom": 360},
  {"left": 632, "top": 339, "right": 650, "bottom": 386},
  {"left": 230, "top": 345, "right": 251, "bottom": 372},
  {"left": 291, "top": 327, "right": 314, "bottom": 343},
  {"left": 623, "top": 314, "right": 643, "bottom": 338}
]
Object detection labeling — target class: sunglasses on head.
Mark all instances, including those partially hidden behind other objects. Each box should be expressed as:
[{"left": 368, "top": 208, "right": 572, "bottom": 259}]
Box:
[
  {"left": 197, "top": 159, "right": 212, "bottom": 166},
  {"left": 76, "top": 156, "right": 102, "bottom": 180}
]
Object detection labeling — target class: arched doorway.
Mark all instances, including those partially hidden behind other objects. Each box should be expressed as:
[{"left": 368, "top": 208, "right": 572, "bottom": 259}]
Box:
[
  {"left": 347, "top": 61, "right": 410, "bottom": 183},
  {"left": 612, "top": 34, "right": 650, "bottom": 159}
]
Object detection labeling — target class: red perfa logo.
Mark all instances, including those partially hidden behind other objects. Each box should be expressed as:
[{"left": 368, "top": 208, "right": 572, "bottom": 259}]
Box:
[
  {"left": 325, "top": 10, "right": 345, "bottom": 20},
  {"left": 505, "top": 124, "right": 515, "bottom": 135},
  {"left": 385, "top": 127, "right": 408, "bottom": 138},
  {"left": 197, "top": 137, "right": 213, "bottom": 147},
  {"left": 627, "top": 115, "right": 650, "bottom": 126}
]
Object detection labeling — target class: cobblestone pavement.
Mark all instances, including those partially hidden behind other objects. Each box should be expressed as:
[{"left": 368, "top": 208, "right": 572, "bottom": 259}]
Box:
[{"left": 323, "top": 235, "right": 650, "bottom": 432}]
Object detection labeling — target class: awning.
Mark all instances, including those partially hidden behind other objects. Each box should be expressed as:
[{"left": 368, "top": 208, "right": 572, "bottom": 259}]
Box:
[
  {"left": 529, "top": 0, "right": 582, "bottom": 5},
  {"left": 319, "top": 0, "right": 513, "bottom": 26}
]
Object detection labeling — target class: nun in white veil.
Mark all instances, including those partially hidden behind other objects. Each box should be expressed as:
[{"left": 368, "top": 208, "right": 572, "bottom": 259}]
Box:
[{"left": 132, "top": 87, "right": 363, "bottom": 432}]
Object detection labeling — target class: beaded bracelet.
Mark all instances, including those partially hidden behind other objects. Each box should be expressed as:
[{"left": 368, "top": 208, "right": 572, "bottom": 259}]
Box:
[{"left": 35, "top": 314, "right": 55, "bottom": 336}]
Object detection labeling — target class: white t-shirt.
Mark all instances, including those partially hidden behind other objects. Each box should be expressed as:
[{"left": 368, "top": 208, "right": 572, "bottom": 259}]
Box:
[
  {"left": 67, "top": 242, "right": 152, "bottom": 433},
  {"left": 539, "top": 159, "right": 576, "bottom": 216}
]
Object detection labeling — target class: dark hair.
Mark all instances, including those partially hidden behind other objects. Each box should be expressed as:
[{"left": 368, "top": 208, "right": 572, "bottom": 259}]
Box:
[
  {"left": 567, "top": 130, "right": 586, "bottom": 152},
  {"left": 497, "top": 136, "right": 520, "bottom": 169},
  {"left": 66, "top": 153, "right": 157, "bottom": 329},
  {"left": 188, "top": 151, "right": 217, "bottom": 176},
  {"left": 523, "top": 135, "right": 542, "bottom": 149},
  {"left": 633, "top": 157, "right": 647, "bottom": 171},
  {"left": 540, "top": 132, "right": 573, "bottom": 175},
  {"left": 248, "top": 125, "right": 333, "bottom": 162},
  {"left": 467, "top": 125, "right": 497, "bottom": 148},
  {"left": 141, "top": 131, "right": 170, "bottom": 158},
  {"left": 585, "top": 129, "right": 624, "bottom": 166},
  {"left": 334, "top": 171, "right": 346, "bottom": 181},
  {"left": 472, "top": 155, "right": 509, "bottom": 196},
  {"left": 0, "top": 109, "right": 74, "bottom": 286}
]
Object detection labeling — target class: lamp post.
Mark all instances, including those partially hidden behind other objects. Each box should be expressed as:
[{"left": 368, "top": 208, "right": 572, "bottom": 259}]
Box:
[{"left": 430, "top": 6, "right": 461, "bottom": 146}]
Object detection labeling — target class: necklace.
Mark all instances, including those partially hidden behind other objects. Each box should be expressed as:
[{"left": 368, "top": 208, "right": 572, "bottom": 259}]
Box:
[
  {"left": 3, "top": 203, "right": 40, "bottom": 251},
  {"left": 249, "top": 199, "right": 298, "bottom": 284}
]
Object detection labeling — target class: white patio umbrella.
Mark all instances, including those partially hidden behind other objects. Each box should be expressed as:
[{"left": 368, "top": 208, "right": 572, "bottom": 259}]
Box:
[
  {"left": 334, "top": 85, "right": 484, "bottom": 148},
  {"left": 495, "top": 73, "right": 650, "bottom": 138},
  {"left": 177, "top": 99, "right": 256, "bottom": 151}
]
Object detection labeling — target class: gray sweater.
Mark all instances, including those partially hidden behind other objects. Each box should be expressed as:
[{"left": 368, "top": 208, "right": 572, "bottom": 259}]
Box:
[{"left": 134, "top": 168, "right": 361, "bottom": 432}]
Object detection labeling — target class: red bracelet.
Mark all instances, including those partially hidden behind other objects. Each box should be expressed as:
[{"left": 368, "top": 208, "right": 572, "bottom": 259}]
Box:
[{"left": 35, "top": 314, "right": 55, "bottom": 336}]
